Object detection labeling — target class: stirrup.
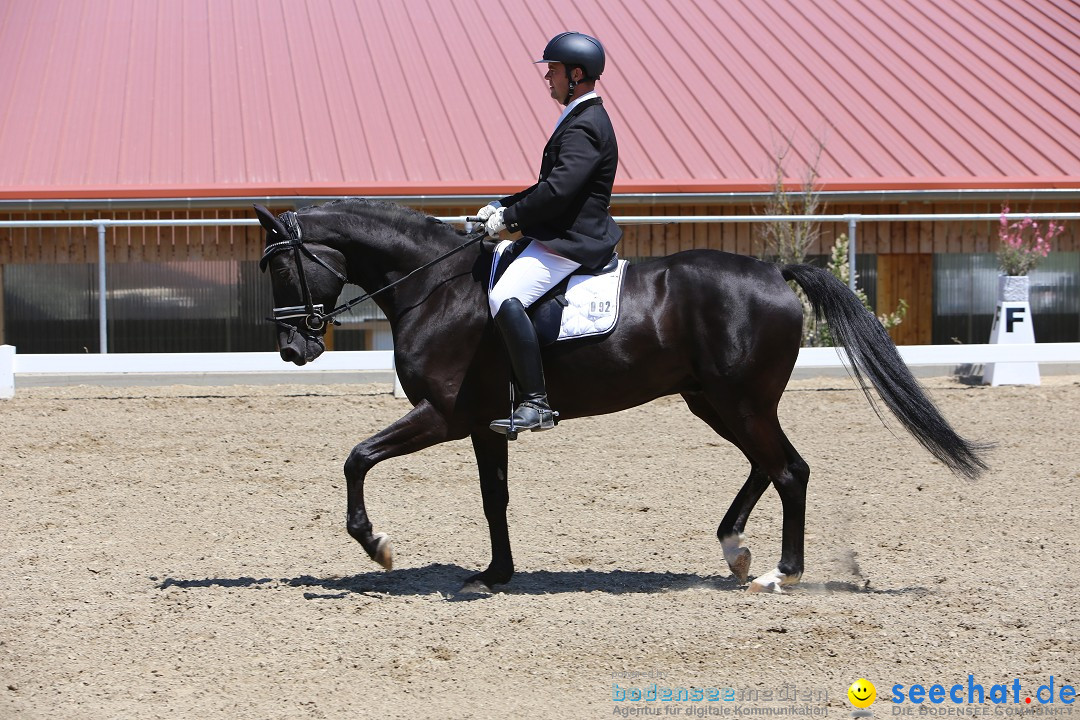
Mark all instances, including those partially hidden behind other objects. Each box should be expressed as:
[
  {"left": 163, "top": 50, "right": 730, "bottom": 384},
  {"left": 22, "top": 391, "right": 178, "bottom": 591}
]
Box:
[{"left": 489, "top": 401, "right": 558, "bottom": 438}]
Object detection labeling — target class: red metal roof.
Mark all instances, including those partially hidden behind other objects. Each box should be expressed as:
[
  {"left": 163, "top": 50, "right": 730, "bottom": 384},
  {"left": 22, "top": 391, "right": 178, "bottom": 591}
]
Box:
[{"left": 1, "top": 0, "right": 1078, "bottom": 200}]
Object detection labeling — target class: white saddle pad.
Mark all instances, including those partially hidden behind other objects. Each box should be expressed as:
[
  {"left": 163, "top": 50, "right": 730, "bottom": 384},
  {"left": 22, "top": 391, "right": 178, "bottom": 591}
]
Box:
[
  {"left": 490, "top": 240, "right": 628, "bottom": 343},
  {"left": 555, "top": 260, "right": 628, "bottom": 341}
]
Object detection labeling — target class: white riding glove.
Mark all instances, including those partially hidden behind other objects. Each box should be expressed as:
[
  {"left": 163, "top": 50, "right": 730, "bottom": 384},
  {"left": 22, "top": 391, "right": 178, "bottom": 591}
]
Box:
[
  {"left": 474, "top": 202, "right": 500, "bottom": 222},
  {"left": 484, "top": 207, "right": 507, "bottom": 237}
]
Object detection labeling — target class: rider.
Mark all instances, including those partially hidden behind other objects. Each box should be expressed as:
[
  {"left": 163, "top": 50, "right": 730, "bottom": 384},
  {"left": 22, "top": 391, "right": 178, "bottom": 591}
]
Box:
[{"left": 477, "top": 31, "right": 622, "bottom": 435}]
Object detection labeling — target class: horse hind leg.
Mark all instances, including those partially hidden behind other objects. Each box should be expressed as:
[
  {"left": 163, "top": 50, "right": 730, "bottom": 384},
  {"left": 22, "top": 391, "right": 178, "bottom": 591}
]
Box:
[
  {"left": 684, "top": 392, "right": 810, "bottom": 593},
  {"left": 682, "top": 394, "right": 768, "bottom": 583},
  {"left": 740, "top": 425, "right": 810, "bottom": 594},
  {"left": 718, "top": 465, "right": 771, "bottom": 583}
]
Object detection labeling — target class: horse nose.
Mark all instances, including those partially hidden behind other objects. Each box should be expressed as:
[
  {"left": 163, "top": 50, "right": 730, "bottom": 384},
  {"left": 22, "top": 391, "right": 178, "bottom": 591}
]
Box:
[
  {"left": 303, "top": 336, "right": 326, "bottom": 363},
  {"left": 280, "top": 345, "right": 307, "bottom": 365}
]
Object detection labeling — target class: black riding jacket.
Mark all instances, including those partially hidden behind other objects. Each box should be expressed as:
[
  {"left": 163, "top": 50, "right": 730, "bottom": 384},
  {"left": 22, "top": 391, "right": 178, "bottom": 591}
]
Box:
[{"left": 499, "top": 97, "right": 622, "bottom": 271}]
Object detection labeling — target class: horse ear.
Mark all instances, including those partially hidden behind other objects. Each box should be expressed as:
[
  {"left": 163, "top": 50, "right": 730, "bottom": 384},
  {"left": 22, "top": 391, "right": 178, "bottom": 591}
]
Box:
[{"left": 253, "top": 204, "right": 288, "bottom": 237}]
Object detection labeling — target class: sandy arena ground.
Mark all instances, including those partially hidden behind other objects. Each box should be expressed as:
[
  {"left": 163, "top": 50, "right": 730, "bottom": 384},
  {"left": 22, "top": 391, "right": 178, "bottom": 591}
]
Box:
[{"left": 1, "top": 375, "right": 1078, "bottom": 719}]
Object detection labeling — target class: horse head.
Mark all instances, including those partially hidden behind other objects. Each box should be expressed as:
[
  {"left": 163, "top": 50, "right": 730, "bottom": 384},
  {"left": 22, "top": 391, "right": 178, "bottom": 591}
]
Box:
[{"left": 255, "top": 204, "right": 348, "bottom": 366}]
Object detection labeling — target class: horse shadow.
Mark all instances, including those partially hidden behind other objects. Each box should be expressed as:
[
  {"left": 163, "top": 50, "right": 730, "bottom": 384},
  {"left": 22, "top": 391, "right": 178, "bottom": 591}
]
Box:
[{"left": 155, "top": 565, "right": 926, "bottom": 601}]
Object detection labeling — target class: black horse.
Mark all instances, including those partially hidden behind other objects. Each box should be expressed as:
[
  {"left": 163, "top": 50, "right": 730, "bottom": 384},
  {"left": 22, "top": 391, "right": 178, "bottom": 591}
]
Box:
[{"left": 255, "top": 199, "right": 987, "bottom": 594}]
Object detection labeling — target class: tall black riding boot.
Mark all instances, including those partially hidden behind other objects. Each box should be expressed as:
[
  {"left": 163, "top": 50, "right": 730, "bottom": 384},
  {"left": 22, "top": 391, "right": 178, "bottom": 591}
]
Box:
[{"left": 489, "top": 298, "right": 557, "bottom": 435}]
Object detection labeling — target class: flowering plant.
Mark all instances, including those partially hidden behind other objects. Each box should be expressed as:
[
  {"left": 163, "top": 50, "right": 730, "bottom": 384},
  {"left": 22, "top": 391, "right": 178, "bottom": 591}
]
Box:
[{"left": 997, "top": 205, "right": 1064, "bottom": 276}]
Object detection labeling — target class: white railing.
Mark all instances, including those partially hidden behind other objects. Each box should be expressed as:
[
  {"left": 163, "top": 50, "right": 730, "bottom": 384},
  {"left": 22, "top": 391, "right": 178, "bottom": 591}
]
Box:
[
  {"left": 2, "top": 348, "right": 393, "bottom": 375},
  {"left": 4, "top": 343, "right": 1080, "bottom": 399},
  {"left": 0, "top": 346, "right": 393, "bottom": 399},
  {"left": 2, "top": 211, "right": 1078, "bottom": 354}
]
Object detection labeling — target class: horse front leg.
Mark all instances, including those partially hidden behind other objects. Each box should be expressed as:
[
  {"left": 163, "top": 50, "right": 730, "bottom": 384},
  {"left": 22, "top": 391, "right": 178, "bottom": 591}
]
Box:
[
  {"left": 463, "top": 430, "right": 513, "bottom": 591},
  {"left": 344, "top": 399, "right": 451, "bottom": 570}
]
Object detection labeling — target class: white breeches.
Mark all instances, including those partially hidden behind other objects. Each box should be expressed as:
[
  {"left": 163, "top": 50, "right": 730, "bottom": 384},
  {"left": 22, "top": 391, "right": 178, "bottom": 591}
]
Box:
[{"left": 488, "top": 240, "right": 581, "bottom": 317}]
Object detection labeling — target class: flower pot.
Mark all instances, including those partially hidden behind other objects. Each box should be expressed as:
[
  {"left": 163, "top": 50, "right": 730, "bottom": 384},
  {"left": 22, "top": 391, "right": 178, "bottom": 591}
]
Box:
[{"left": 998, "top": 274, "right": 1029, "bottom": 302}]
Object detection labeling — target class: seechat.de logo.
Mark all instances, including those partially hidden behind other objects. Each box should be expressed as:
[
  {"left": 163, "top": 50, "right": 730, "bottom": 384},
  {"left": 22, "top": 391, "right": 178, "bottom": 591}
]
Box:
[{"left": 849, "top": 678, "right": 877, "bottom": 717}]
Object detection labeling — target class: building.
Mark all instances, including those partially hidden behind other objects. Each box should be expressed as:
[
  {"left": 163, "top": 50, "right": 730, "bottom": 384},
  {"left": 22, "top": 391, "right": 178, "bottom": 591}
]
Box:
[{"left": 1, "top": 0, "right": 1077, "bottom": 352}]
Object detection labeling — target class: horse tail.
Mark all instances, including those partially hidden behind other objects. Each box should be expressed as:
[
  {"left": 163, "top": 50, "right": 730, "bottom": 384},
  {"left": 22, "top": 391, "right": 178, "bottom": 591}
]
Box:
[{"left": 782, "top": 263, "right": 990, "bottom": 480}]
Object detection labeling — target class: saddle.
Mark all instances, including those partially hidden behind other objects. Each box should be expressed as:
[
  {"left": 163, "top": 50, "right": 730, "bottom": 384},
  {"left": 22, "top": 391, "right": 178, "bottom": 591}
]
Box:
[{"left": 485, "top": 238, "right": 625, "bottom": 346}]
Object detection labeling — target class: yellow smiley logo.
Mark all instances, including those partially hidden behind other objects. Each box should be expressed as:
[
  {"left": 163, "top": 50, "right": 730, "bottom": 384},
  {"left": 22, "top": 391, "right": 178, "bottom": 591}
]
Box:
[{"left": 848, "top": 678, "right": 877, "bottom": 708}]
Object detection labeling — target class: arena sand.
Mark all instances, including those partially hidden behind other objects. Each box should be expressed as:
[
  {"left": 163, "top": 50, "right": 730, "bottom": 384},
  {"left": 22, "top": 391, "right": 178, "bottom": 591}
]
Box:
[{"left": 1, "top": 376, "right": 1077, "bottom": 719}]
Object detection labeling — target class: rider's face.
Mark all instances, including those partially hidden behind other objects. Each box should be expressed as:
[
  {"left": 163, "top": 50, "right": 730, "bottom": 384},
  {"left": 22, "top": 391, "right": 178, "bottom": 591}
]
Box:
[{"left": 545, "top": 62, "right": 569, "bottom": 101}]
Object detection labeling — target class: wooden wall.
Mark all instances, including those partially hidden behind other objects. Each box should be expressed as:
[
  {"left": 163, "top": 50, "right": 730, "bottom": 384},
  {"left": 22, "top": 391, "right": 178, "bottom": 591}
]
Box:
[
  {"left": 611, "top": 200, "right": 1079, "bottom": 258},
  {"left": 878, "top": 254, "right": 934, "bottom": 345},
  {"left": 0, "top": 200, "right": 1076, "bottom": 265},
  {"left": 0, "top": 208, "right": 269, "bottom": 265}
]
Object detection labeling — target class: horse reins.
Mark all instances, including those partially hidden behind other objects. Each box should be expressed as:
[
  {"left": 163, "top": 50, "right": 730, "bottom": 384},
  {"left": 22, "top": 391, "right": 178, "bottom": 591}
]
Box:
[{"left": 259, "top": 210, "right": 487, "bottom": 338}]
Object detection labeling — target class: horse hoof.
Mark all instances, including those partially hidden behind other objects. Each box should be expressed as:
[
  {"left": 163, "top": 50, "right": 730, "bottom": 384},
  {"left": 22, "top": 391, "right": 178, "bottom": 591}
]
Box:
[
  {"left": 371, "top": 532, "right": 393, "bottom": 570},
  {"left": 460, "top": 579, "right": 494, "bottom": 595},
  {"left": 721, "top": 533, "right": 751, "bottom": 583},
  {"left": 747, "top": 577, "right": 784, "bottom": 594},
  {"left": 461, "top": 567, "right": 510, "bottom": 594},
  {"left": 747, "top": 568, "right": 800, "bottom": 594},
  {"left": 728, "top": 548, "right": 752, "bottom": 584}
]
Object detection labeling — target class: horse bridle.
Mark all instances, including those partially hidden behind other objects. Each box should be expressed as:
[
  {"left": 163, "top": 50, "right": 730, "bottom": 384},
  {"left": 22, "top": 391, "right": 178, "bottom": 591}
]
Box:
[
  {"left": 259, "top": 211, "right": 349, "bottom": 338},
  {"left": 259, "top": 210, "right": 488, "bottom": 339}
]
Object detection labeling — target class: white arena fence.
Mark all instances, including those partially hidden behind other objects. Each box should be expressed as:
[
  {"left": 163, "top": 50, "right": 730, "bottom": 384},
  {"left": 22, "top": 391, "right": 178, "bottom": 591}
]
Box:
[
  {"left": 4, "top": 343, "right": 1080, "bottom": 399},
  {"left": 2, "top": 211, "right": 1079, "bottom": 355},
  {"left": 0, "top": 209, "right": 1075, "bottom": 354}
]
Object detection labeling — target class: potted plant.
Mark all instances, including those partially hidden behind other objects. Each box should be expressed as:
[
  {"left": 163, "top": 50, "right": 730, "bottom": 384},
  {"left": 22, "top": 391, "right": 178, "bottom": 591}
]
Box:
[{"left": 996, "top": 205, "right": 1064, "bottom": 301}]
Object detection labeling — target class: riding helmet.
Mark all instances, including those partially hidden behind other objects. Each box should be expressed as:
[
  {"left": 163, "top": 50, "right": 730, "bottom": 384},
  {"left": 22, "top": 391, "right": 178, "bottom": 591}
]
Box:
[{"left": 535, "top": 31, "right": 606, "bottom": 79}]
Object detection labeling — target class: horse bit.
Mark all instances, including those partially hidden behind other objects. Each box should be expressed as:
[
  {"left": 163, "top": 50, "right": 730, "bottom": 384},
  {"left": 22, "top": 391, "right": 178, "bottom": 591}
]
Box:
[{"left": 259, "top": 210, "right": 487, "bottom": 342}]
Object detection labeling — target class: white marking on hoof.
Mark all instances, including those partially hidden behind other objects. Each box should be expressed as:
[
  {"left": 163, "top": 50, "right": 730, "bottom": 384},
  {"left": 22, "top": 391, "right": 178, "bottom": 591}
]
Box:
[
  {"left": 372, "top": 532, "right": 393, "bottom": 570},
  {"left": 747, "top": 567, "right": 801, "bottom": 594},
  {"left": 721, "top": 533, "right": 751, "bottom": 583},
  {"left": 459, "top": 579, "right": 494, "bottom": 595}
]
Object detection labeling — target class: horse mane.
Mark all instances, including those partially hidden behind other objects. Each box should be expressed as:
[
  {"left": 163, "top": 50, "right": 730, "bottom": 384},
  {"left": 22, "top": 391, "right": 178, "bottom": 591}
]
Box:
[{"left": 299, "top": 197, "right": 465, "bottom": 246}]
